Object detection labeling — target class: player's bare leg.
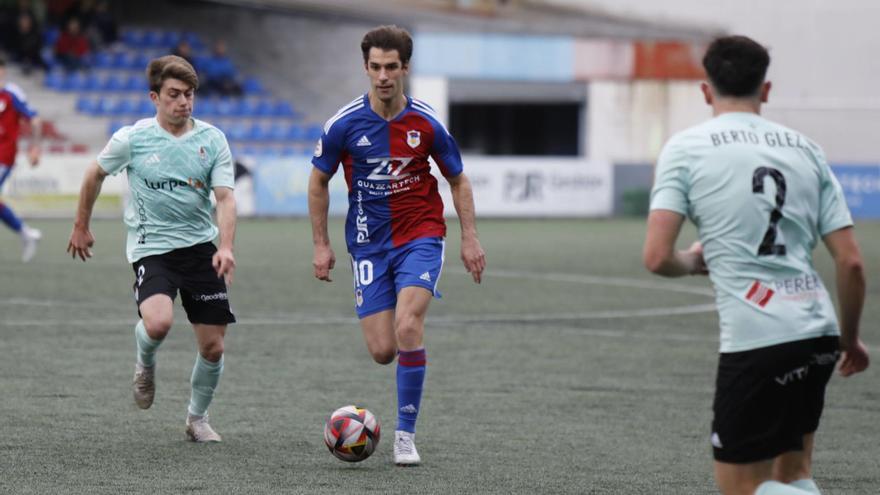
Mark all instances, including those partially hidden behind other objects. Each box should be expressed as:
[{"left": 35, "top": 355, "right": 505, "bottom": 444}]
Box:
[
  {"left": 360, "top": 309, "right": 396, "bottom": 364},
  {"left": 715, "top": 459, "right": 814, "bottom": 494},
  {"left": 133, "top": 295, "right": 174, "bottom": 409},
  {"left": 773, "top": 434, "right": 821, "bottom": 493},
  {"left": 185, "top": 323, "right": 226, "bottom": 443},
  {"left": 392, "top": 287, "right": 432, "bottom": 466}
]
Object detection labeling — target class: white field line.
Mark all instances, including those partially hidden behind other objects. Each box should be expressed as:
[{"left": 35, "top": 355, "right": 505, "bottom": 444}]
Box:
[{"left": 1, "top": 270, "right": 717, "bottom": 326}]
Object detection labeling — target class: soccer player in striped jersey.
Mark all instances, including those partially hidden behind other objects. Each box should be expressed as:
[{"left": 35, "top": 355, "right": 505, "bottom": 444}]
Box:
[
  {"left": 0, "top": 56, "right": 43, "bottom": 262},
  {"left": 309, "top": 25, "right": 486, "bottom": 466},
  {"left": 644, "top": 36, "right": 869, "bottom": 495},
  {"left": 67, "top": 56, "right": 237, "bottom": 443}
]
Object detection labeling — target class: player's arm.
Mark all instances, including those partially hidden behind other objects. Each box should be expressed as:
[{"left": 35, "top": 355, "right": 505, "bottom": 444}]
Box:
[
  {"left": 822, "top": 226, "right": 869, "bottom": 376},
  {"left": 447, "top": 172, "right": 486, "bottom": 284},
  {"left": 643, "top": 209, "right": 707, "bottom": 277},
  {"left": 308, "top": 167, "right": 335, "bottom": 282},
  {"left": 212, "top": 186, "right": 236, "bottom": 286},
  {"left": 25, "top": 116, "right": 42, "bottom": 166},
  {"left": 67, "top": 161, "right": 108, "bottom": 261}
]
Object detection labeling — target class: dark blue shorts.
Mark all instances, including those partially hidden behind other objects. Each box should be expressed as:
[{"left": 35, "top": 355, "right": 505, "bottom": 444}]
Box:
[{"left": 349, "top": 237, "right": 445, "bottom": 319}]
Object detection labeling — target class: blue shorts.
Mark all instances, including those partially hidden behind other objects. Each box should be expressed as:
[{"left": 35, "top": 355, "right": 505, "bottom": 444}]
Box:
[{"left": 349, "top": 237, "right": 445, "bottom": 319}]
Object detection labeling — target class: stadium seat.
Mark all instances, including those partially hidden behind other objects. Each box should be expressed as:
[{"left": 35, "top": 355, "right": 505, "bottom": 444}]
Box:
[
  {"left": 103, "top": 74, "right": 125, "bottom": 91},
  {"left": 247, "top": 123, "right": 269, "bottom": 142},
  {"left": 138, "top": 99, "right": 155, "bottom": 115},
  {"left": 76, "top": 96, "right": 97, "bottom": 114},
  {"left": 268, "top": 123, "right": 289, "bottom": 141},
  {"left": 142, "top": 29, "right": 163, "bottom": 48},
  {"left": 285, "top": 123, "right": 305, "bottom": 141},
  {"left": 44, "top": 70, "right": 65, "bottom": 89},
  {"left": 93, "top": 51, "right": 113, "bottom": 68},
  {"left": 304, "top": 124, "right": 322, "bottom": 141},
  {"left": 126, "top": 74, "right": 148, "bottom": 92},
  {"left": 272, "top": 100, "right": 295, "bottom": 117},
  {"left": 242, "top": 77, "right": 265, "bottom": 96}
]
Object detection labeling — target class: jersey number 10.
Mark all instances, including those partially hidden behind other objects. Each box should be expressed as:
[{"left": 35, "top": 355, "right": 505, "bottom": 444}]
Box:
[{"left": 752, "top": 166, "right": 787, "bottom": 256}]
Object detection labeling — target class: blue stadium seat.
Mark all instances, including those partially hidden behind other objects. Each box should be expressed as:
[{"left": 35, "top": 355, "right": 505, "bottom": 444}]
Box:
[
  {"left": 64, "top": 72, "right": 89, "bottom": 92},
  {"left": 115, "top": 99, "right": 136, "bottom": 115},
  {"left": 121, "top": 29, "right": 144, "bottom": 48},
  {"left": 226, "top": 123, "right": 249, "bottom": 142},
  {"left": 214, "top": 99, "right": 236, "bottom": 117},
  {"left": 138, "top": 99, "right": 154, "bottom": 115},
  {"left": 93, "top": 51, "right": 113, "bottom": 68},
  {"left": 142, "top": 29, "right": 163, "bottom": 48},
  {"left": 197, "top": 99, "right": 216, "bottom": 117},
  {"left": 112, "top": 51, "right": 133, "bottom": 69},
  {"left": 247, "top": 123, "right": 269, "bottom": 142},
  {"left": 82, "top": 73, "right": 101, "bottom": 91},
  {"left": 76, "top": 96, "right": 96, "bottom": 114},
  {"left": 163, "top": 31, "right": 182, "bottom": 48},
  {"left": 132, "top": 53, "right": 151, "bottom": 70},
  {"left": 254, "top": 99, "right": 273, "bottom": 117},
  {"left": 272, "top": 100, "right": 295, "bottom": 117},
  {"left": 268, "top": 123, "right": 288, "bottom": 141},
  {"left": 126, "top": 74, "right": 147, "bottom": 92},
  {"left": 44, "top": 70, "right": 65, "bottom": 89},
  {"left": 102, "top": 74, "right": 125, "bottom": 91},
  {"left": 97, "top": 97, "right": 119, "bottom": 115},
  {"left": 285, "top": 123, "right": 305, "bottom": 141},
  {"left": 242, "top": 77, "right": 265, "bottom": 96}
]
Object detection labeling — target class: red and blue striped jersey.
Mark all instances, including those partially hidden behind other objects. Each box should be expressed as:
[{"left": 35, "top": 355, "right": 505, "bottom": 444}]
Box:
[
  {"left": 0, "top": 83, "right": 37, "bottom": 166},
  {"left": 312, "top": 94, "right": 463, "bottom": 255}
]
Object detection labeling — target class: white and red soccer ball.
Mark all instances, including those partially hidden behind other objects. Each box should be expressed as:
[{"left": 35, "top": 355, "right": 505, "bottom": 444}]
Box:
[{"left": 323, "top": 405, "right": 380, "bottom": 462}]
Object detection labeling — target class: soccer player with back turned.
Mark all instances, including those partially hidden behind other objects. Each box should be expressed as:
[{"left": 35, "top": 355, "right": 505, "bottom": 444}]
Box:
[
  {"left": 309, "top": 25, "right": 486, "bottom": 466},
  {"left": 67, "top": 55, "right": 237, "bottom": 443},
  {"left": 644, "top": 36, "right": 869, "bottom": 495}
]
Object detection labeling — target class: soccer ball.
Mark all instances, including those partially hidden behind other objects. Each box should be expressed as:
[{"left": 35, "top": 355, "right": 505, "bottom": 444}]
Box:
[{"left": 323, "top": 405, "right": 381, "bottom": 462}]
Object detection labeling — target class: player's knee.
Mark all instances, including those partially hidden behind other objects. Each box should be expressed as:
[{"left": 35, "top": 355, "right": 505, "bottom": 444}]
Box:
[
  {"left": 199, "top": 341, "right": 224, "bottom": 363},
  {"left": 394, "top": 316, "right": 423, "bottom": 347},
  {"left": 142, "top": 316, "right": 172, "bottom": 339},
  {"left": 370, "top": 348, "right": 396, "bottom": 365}
]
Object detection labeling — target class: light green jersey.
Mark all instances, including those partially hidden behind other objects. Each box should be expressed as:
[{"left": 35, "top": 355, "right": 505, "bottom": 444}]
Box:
[
  {"left": 97, "top": 117, "right": 234, "bottom": 263},
  {"left": 651, "top": 112, "right": 852, "bottom": 353}
]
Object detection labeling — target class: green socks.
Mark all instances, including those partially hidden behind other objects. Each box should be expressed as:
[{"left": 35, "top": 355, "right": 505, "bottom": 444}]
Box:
[
  {"left": 188, "top": 353, "right": 224, "bottom": 417},
  {"left": 134, "top": 320, "right": 162, "bottom": 367}
]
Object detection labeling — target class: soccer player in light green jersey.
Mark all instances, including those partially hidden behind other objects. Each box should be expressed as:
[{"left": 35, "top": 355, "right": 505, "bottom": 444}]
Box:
[
  {"left": 644, "top": 36, "right": 869, "bottom": 495},
  {"left": 67, "top": 56, "right": 236, "bottom": 443}
]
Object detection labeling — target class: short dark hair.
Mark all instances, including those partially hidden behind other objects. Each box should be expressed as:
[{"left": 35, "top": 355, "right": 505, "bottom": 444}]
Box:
[
  {"left": 146, "top": 55, "right": 199, "bottom": 94},
  {"left": 361, "top": 25, "right": 413, "bottom": 65},
  {"left": 702, "top": 35, "right": 770, "bottom": 97}
]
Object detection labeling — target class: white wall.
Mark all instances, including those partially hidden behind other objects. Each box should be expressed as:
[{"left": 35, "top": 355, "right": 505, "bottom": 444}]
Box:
[{"left": 565, "top": 0, "right": 880, "bottom": 162}]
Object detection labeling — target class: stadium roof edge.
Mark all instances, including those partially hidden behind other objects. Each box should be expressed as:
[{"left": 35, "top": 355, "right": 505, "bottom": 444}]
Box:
[{"left": 200, "top": 0, "right": 724, "bottom": 43}]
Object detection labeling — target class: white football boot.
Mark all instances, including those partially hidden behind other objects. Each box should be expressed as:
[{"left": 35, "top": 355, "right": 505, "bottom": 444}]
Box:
[
  {"left": 132, "top": 362, "right": 155, "bottom": 409},
  {"left": 393, "top": 430, "right": 421, "bottom": 466},
  {"left": 20, "top": 225, "right": 41, "bottom": 262},
  {"left": 185, "top": 414, "right": 222, "bottom": 443}
]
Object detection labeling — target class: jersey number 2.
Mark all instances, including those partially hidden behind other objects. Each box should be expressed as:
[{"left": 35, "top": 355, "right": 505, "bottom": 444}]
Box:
[{"left": 751, "top": 167, "right": 787, "bottom": 256}]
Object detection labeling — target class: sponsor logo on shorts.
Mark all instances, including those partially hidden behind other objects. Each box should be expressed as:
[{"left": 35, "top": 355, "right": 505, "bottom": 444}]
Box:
[
  {"left": 745, "top": 280, "right": 774, "bottom": 307},
  {"left": 193, "top": 292, "right": 228, "bottom": 302},
  {"left": 355, "top": 289, "right": 364, "bottom": 307},
  {"left": 710, "top": 432, "right": 723, "bottom": 448},
  {"left": 774, "top": 365, "right": 809, "bottom": 386}
]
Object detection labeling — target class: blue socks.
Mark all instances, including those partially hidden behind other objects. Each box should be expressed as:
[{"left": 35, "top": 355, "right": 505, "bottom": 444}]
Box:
[
  {"left": 189, "top": 353, "right": 224, "bottom": 417},
  {"left": 134, "top": 320, "right": 162, "bottom": 367},
  {"left": 396, "top": 348, "right": 426, "bottom": 433},
  {"left": 0, "top": 202, "right": 22, "bottom": 233}
]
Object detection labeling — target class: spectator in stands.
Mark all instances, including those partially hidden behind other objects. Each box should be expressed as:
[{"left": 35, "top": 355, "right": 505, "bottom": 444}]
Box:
[
  {"left": 87, "top": 0, "right": 117, "bottom": 49},
  {"left": 172, "top": 39, "right": 196, "bottom": 68},
  {"left": 54, "top": 17, "right": 90, "bottom": 71},
  {"left": 12, "top": 13, "right": 46, "bottom": 75},
  {"left": 200, "top": 40, "right": 241, "bottom": 97}
]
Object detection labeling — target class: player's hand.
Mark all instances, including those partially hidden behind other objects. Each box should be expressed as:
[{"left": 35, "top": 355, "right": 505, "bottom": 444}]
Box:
[
  {"left": 686, "top": 241, "right": 709, "bottom": 275},
  {"left": 461, "top": 237, "right": 486, "bottom": 284},
  {"left": 212, "top": 247, "right": 236, "bottom": 286},
  {"left": 67, "top": 226, "right": 95, "bottom": 261},
  {"left": 838, "top": 338, "right": 869, "bottom": 377},
  {"left": 27, "top": 143, "right": 41, "bottom": 167},
  {"left": 313, "top": 244, "right": 336, "bottom": 282}
]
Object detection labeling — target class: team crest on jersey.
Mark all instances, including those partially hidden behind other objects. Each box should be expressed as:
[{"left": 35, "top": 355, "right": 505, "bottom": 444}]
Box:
[
  {"left": 198, "top": 146, "right": 208, "bottom": 166},
  {"left": 314, "top": 138, "right": 323, "bottom": 158},
  {"left": 406, "top": 130, "right": 421, "bottom": 148}
]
